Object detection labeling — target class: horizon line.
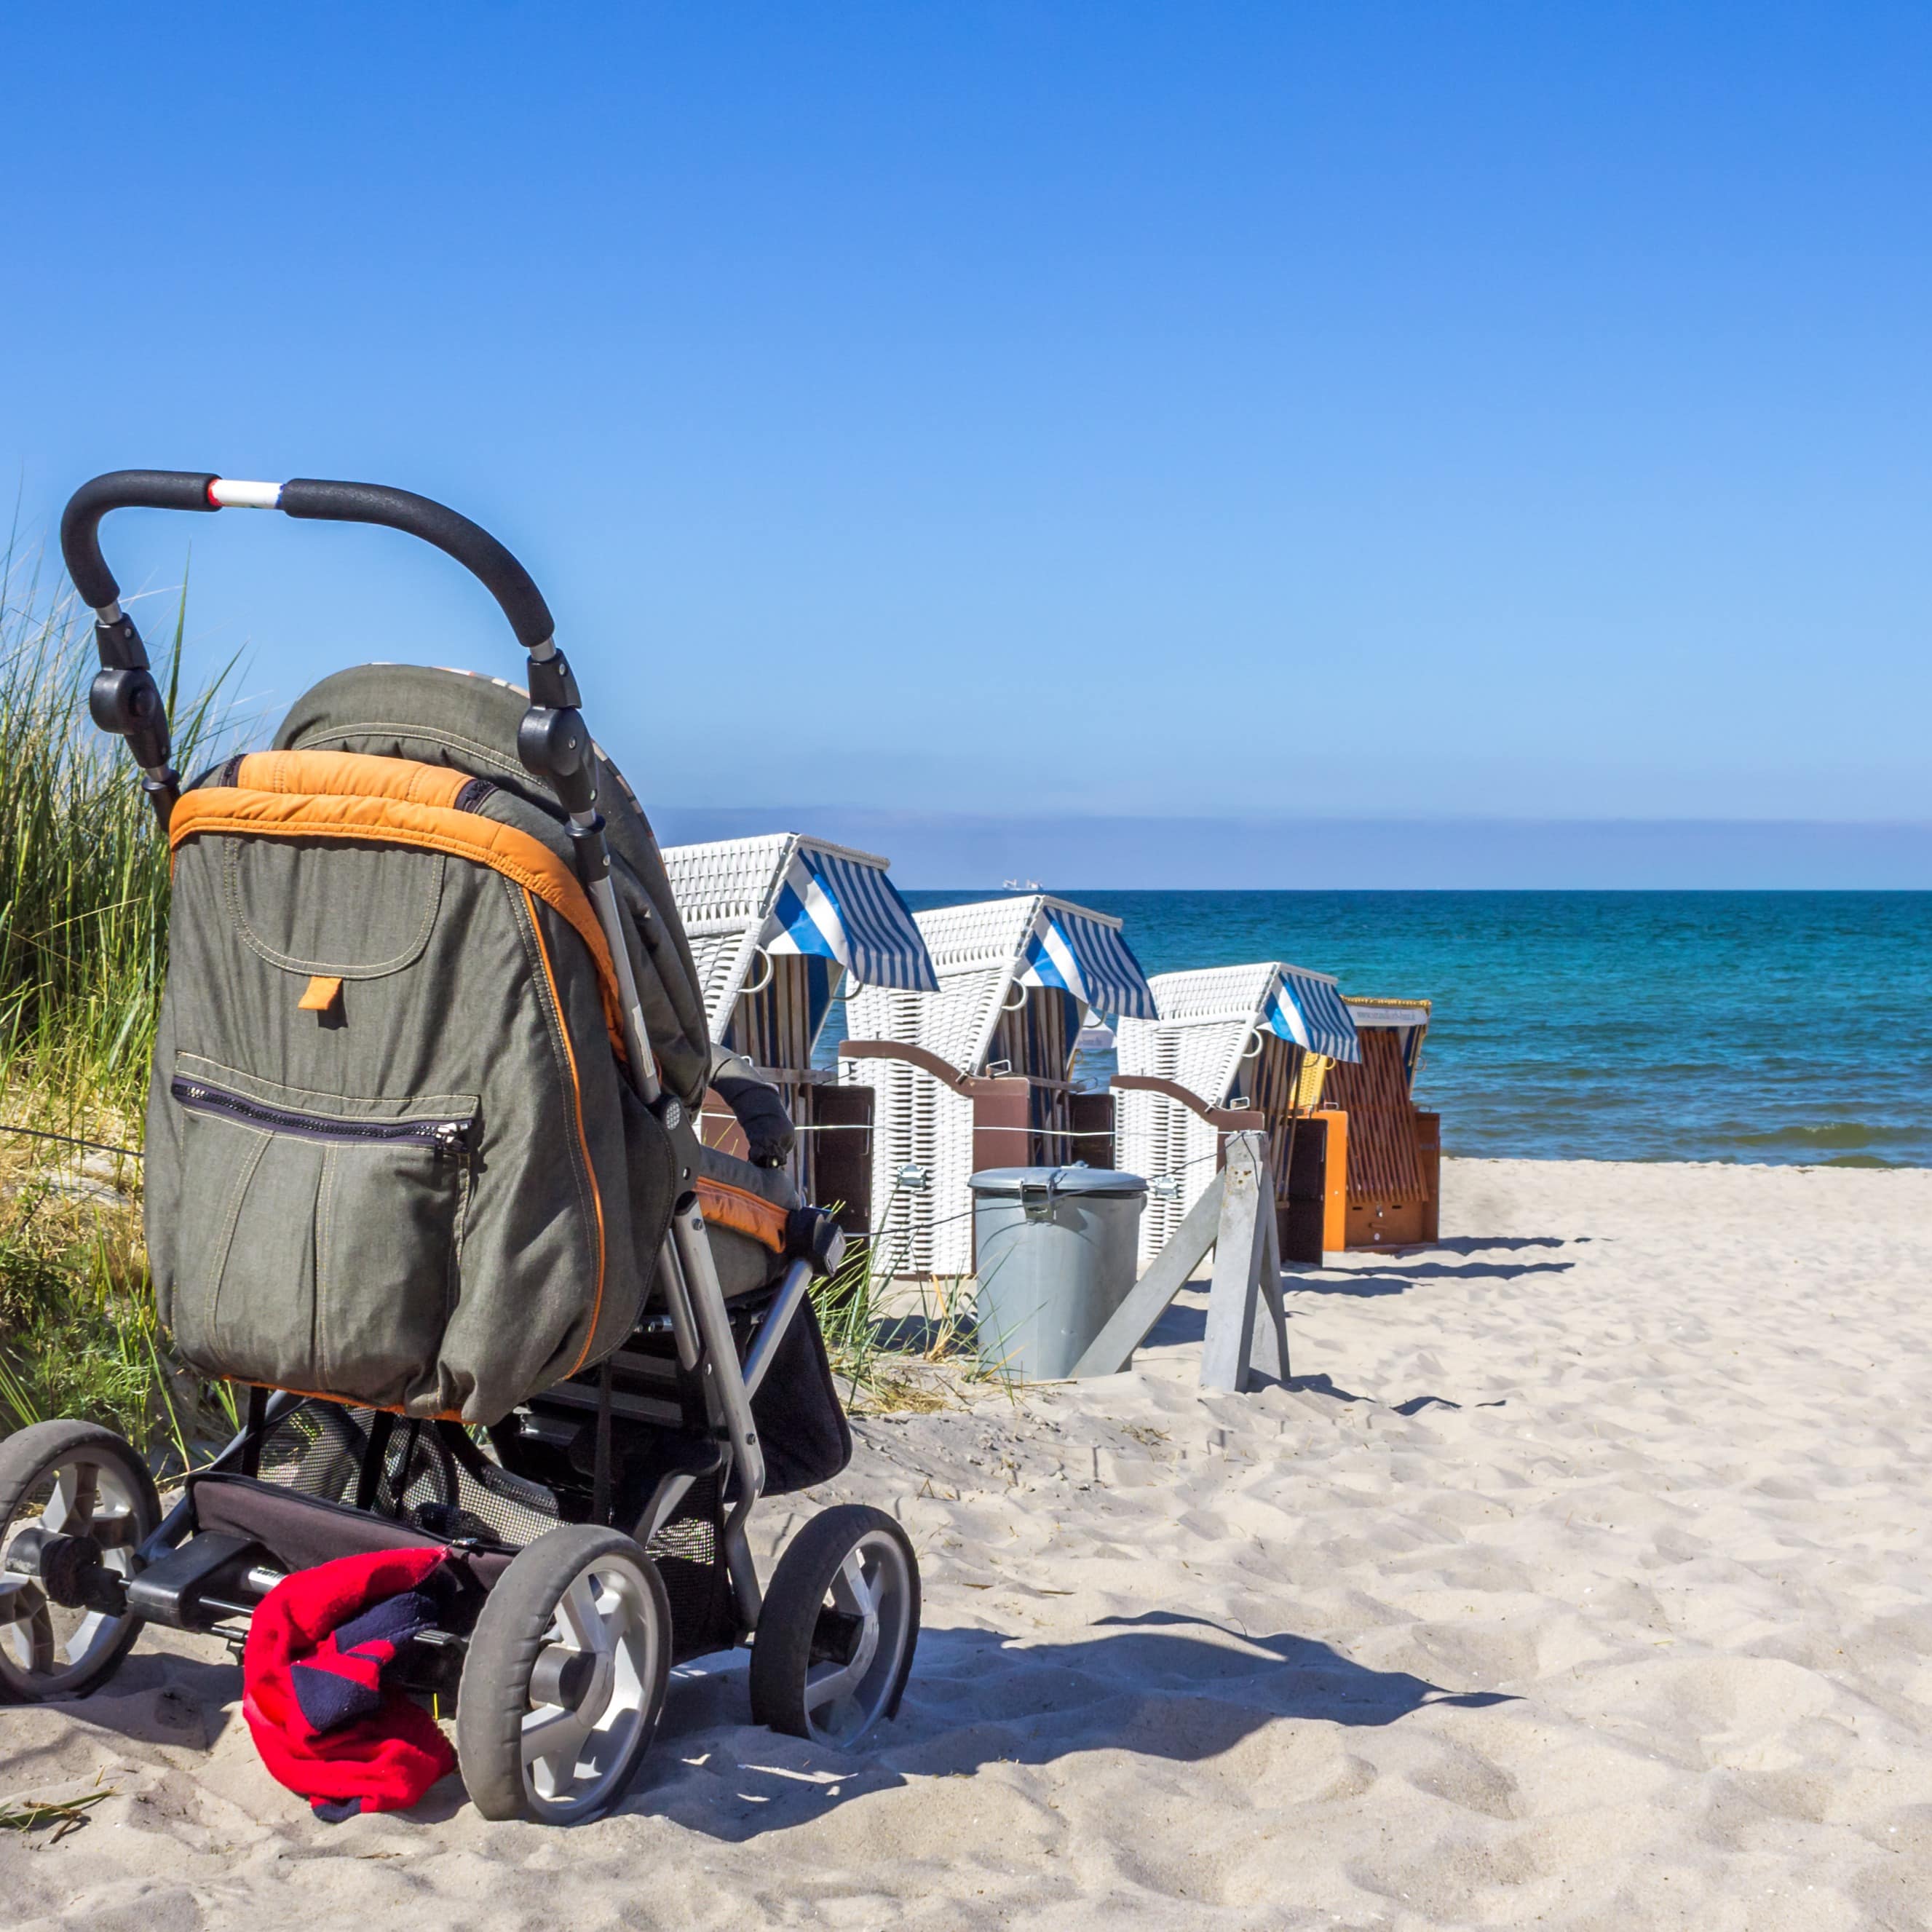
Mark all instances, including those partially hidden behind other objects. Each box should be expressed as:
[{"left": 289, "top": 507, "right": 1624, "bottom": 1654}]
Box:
[
  {"left": 652, "top": 807, "right": 1932, "bottom": 892},
  {"left": 663, "top": 807, "right": 1932, "bottom": 831}
]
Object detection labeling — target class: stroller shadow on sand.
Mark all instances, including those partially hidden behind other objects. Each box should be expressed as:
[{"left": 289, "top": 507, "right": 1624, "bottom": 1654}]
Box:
[
  {"left": 639, "top": 1613, "right": 1515, "bottom": 1842},
  {"left": 15, "top": 1613, "right": 1512, "bottom": 1840}
]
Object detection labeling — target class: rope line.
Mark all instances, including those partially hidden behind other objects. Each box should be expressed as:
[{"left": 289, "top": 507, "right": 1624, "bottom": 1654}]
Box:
[
  {"left": 0, "top": 1116, "right": 1195, "bottom": 1176},
  {"left": 0, "top": 1122, "right": 143, "bottom": 1160},
  {"left": 705, "top": 1120, "right": 1120, "bottom": 1139}
]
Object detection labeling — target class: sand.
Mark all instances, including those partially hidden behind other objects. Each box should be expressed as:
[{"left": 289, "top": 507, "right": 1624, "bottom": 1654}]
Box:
[{"left": 6, "top": 1155, "right": 1932, "bottom": 1931}]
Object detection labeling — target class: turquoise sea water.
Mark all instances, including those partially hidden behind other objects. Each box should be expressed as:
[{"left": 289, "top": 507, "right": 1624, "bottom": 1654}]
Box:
[{"left": 896, "top": 891, "right": 1932, "bottom": 1168}]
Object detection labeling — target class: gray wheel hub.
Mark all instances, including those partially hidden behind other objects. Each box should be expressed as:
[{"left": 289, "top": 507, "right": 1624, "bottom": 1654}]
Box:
[
  {"left": 518, "top": 1554, "right": 659, "bottom": 1818},
  {"left": 1, "top": 1452, "right": 146, "bottom": 1695}
]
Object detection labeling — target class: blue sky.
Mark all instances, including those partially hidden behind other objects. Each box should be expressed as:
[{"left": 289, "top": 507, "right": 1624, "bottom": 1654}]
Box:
[{"left": 4, "top": 6, "right": 1930, "bottom": 881}]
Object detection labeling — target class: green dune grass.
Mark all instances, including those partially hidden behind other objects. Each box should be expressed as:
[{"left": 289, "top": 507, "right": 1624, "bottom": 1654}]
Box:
[{"left": 0, "top": 553, "right": 241, "bottom": 1458}]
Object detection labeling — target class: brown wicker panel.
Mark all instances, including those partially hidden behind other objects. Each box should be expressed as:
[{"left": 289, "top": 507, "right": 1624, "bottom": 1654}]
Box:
[
  {"left": 989, "top": 986, "right": 1076, "bottom": 1084},
  {"left": 1236, "top": 1035, "right": 1304, "bottom": 1208},
  {"left": 1321, "top": 1030, "right": 1425, "bottom": 1203},
  {"left": 1028, "top": 1082, "right": 1074, "bottom": 1165},
  {"left": 730, "top": 956, "right": 817, "bottom": 1069},
  {"left": 1067, "top": 1088, "right": 1115, "bottom": 1168}
]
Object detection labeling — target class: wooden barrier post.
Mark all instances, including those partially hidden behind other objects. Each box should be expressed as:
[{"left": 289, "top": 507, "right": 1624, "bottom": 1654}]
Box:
[
  {"left": 1200, "top": 1131, "right": 1290, "bottom": 1393},
  {"left": 1072, "top": 1131, "right": 1290, "bottom": 1391}
]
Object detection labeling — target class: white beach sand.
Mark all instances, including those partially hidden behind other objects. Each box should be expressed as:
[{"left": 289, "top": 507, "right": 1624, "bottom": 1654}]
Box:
[{"left": 6, "top": 1155, "right": 1932, "bottom": 1931}]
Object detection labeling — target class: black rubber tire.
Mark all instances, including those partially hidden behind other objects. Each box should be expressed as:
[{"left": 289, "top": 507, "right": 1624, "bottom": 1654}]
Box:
[
  {"left": 455, "top": 1524, "right": 671, "bottom": 1824},
  {"left": 750, "top": 1503, "right": 919, "bottom": 1743},
  {"left": 0, "top": 1419, "right": 160, "bottom": 1704}
]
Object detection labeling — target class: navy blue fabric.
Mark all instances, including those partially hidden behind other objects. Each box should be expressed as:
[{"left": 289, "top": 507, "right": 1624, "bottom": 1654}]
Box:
[{"left": 288, "top": 1588, "right": 439, "bottom": 1734}]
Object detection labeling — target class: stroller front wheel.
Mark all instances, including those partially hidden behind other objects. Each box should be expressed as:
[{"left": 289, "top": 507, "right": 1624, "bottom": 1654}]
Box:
[
  {"left": 456, "top": 1524, "right": 671, "bottom": 1824},
  {"left": 0, "top": 1419, "right": 159, "bottom": 1704},
  {"left": 750, "top": 1505, "right": 919, "bottom": 1748}
]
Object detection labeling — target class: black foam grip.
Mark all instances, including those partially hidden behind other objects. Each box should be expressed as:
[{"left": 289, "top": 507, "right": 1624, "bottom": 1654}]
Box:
[
  {"left": 713, "top": 1075, "right": 796, "bottom": 1168},
  {"left": 280, "top": 478, "right": 555, "bottom": 652},
  {"left": 60, "top": 471, "right": 218, "bottom": 608}
]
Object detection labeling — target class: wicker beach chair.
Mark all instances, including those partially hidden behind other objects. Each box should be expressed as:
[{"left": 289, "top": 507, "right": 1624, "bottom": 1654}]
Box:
[
  {"left": 1114, "top": 964, "right": 1362, "bottom": 1268},
  {"left": 839, "top": 894, "right": 1155, "bottom": 1277},
  {"left": 662, "top": 832, "right": 936, "bottom": 1230}
]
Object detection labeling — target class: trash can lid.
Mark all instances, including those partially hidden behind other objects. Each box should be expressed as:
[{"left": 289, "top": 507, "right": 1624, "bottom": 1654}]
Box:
[{"left": 967, "top": 1165, "right": 1149, "bottom": 1197}]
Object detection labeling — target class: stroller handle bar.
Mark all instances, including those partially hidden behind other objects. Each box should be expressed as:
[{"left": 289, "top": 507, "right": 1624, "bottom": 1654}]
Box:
[
  {"left": 63, "top": 466, "right": 669, "bottom": 1106},
  {"left": 60, "top": 470, "right": 557, "bottom": 652}
]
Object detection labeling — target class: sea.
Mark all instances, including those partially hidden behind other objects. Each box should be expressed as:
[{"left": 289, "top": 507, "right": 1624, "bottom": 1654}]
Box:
[{"left": 886, "top": 890, "right": 1932, "bottom": 1169}]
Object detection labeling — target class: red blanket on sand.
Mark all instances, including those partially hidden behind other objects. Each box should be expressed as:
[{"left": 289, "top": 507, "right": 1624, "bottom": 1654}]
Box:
[{"left": 242, "top": 1545, "right": 458, "bottom": 1817}]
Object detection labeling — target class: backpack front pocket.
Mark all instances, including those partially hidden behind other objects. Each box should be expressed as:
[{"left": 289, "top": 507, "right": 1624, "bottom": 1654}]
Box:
[{"left": 169, "top": 1053, "right": 480, "bottom": 1410}]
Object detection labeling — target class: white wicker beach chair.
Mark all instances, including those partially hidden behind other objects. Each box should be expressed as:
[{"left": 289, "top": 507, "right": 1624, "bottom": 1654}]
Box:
[
  {"left": 662, "top": 834, "right": 937, "bottom": 1219},
  {"left": 1115, "top": 963, "right": 1361, "bottom": 1268},
  {"left": 839, "top": 894, "right": 1155, "bottom": 1277}
]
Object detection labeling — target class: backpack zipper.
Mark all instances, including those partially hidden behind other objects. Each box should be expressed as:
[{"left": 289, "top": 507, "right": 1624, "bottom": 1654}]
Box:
[{"left": 171, "top": 1077, "right": 472, "bottom": 1156}]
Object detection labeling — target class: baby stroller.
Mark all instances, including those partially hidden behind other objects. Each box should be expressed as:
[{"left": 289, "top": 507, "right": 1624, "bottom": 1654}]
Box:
[{"left": 0, "top": 472, "right": 920, "bottom": 1821}]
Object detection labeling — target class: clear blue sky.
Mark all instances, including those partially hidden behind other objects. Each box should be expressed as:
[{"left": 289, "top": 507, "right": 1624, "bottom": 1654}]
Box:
[{"left": 4, "top": 5, "right": 1929, "bottom": 878}]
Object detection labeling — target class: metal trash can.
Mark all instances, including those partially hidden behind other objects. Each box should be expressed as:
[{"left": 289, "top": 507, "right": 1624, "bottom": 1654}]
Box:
[{"left": 968, "top": 1166, "right": 1148, "bottom": 1379}]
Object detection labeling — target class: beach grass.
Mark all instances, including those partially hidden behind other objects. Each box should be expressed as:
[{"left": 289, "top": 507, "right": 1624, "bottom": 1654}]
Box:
[
  {"left": 0, "top": 1785, "right": 116, "bottom": 1838},
  {"left": 0, "top": 554, "right": 238, "bottom": 1458},
  {"left": 812, "top": 1197, "right": 993, "bottom": 1414},
  {"left": 0, "top": 550, "right": 233, "bottom": 1122}
]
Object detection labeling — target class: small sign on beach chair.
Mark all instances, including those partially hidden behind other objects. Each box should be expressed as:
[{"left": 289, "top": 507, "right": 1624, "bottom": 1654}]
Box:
[{"left": 1071, "top": 1131, "right": 1291, "bottom": 1393}]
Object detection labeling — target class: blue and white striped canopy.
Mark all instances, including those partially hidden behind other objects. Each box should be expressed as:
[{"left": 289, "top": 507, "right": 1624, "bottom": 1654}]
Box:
[
  {"left": 1262, "top": 967, "right": 1361, "bottom": 1061},
  {"left": 1017, "top": 903, "right": 1157, "bottom": 1021},
  {"left": 762, "top": 844, "right": 939, "bottom": 991}
]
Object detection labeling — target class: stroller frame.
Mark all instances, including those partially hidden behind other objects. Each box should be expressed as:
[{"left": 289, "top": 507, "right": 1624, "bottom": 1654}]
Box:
[{"left": 0, "top": 472, "right": 920, "bottom": 1822}]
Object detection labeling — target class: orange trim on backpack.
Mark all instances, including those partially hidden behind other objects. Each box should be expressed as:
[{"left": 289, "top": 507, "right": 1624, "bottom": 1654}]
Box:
[
  {"left": 523, "top": 887, "right": 608, "bottom": 1377},
  {"left": 697, "top": 1176, "right": 791, "bottom": 1254},
  {"left": 170, "top": 767, "right": 627, "bottom": 1061},
  {"left": 235, "top": 749, "right": 472, "bottom": 809},
  {"left": 241, "top": 1380, "right": 466, "bottom": 1425}
]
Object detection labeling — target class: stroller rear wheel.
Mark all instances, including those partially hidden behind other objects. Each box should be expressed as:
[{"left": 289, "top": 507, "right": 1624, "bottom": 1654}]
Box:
[
  {"left": 0, "top": 1420, "right": 159, "bottom": 1704},
  {"left": 456, "top": 1524, "right": 671, "bottom": 1824},
  {"left": 750, "top": 1505, "right": 919, "bottom": 1748}
]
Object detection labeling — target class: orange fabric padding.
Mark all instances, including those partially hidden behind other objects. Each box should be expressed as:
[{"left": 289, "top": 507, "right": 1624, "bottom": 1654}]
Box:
[
  {"left": 697, "top": 1176, "right": 791, "bottom": 1254},
  {"left": 169, "top": 769, "right": 627, "bottom": 1060},
  {"left": 235, "top": 749, "right": 471, "bottom": 809}
]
